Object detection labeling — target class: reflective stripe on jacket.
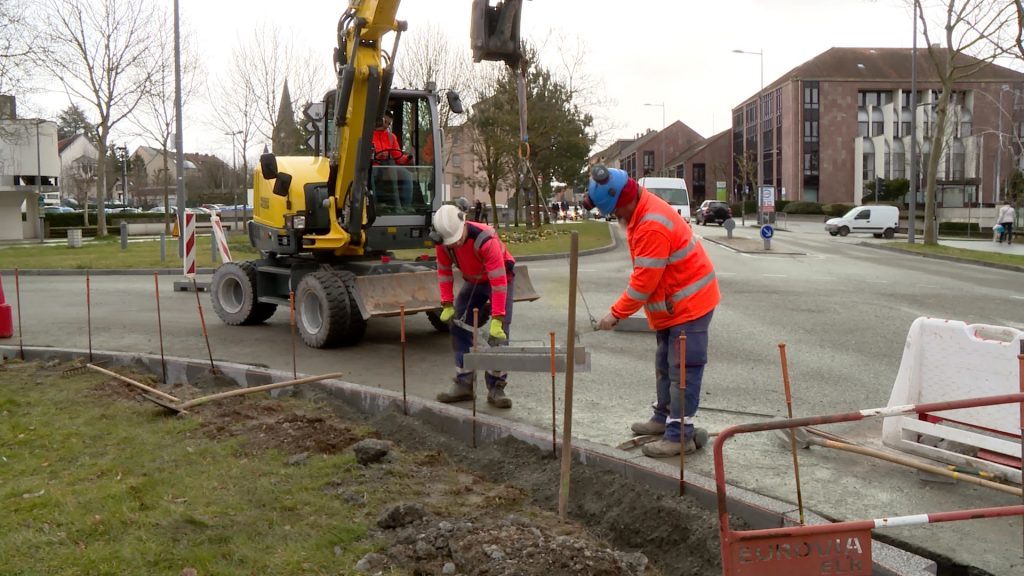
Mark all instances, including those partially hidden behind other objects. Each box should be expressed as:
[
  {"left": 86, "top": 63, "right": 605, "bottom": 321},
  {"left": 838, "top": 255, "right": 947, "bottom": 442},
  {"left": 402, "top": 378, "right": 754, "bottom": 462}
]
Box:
[
  {"left": 435, "top": 222, "right": 515, "bottom": 316},
  {"left": 611, "top": 189, "right": 720, "bottom": 330}
]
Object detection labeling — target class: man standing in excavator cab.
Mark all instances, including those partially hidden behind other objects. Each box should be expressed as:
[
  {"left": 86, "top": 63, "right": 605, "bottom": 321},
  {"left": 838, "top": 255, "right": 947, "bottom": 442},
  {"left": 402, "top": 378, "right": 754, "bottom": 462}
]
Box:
[
  {"left": 372, "top": 109, "right": 414, "bottom": 209},
  {"left": 585, "top": 165, "right": 720, "bottom": 457},
  {"left": 432, "top": 204, "right": 516, "bottom": 408}
]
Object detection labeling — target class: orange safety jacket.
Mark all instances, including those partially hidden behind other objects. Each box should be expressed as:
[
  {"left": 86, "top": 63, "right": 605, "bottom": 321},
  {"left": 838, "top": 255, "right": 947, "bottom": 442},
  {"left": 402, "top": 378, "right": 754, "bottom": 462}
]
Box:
[
  {"left": 611, "top": 189, "right": 720, "bottom": 330},
  {"left": 372, "top": 129, "right": 410, "bottom": 165},
  {"left": 436, "top": 222, "right": 515, "bottom": 317}
]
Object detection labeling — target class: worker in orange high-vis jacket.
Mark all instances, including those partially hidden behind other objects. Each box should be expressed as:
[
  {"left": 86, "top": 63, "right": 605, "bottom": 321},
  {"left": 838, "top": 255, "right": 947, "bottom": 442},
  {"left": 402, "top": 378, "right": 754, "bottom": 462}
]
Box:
[
  {"left": 584, "top": 165, "right": 720, "bottom": 457},
  {"left": 432, "top": 204, "right": 517, "bottom": 408}
]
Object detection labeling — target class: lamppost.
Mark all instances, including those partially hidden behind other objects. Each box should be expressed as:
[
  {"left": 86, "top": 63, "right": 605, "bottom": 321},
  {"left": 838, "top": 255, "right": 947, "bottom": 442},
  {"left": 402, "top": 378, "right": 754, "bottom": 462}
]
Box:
[
  {"left": 908, "top": 1, "right": 918, "bottom": 243},
  {"left": 225, "top": 130, "right": 242, "bottom": 231},
  {"left": 35, "top": 119, "right": 45, "bottom": 243},
  {"left": 995, "top": 85, "right": 1010, "bottom": 203},
  {"left": 733, "top": 49, "right": 763, "bottom": 222},
  {"left": 116, "top": 145, "right": 129, "bottom": 206},
  {"left": 644, "top": 102, "right": 665, "bottom": 175}
]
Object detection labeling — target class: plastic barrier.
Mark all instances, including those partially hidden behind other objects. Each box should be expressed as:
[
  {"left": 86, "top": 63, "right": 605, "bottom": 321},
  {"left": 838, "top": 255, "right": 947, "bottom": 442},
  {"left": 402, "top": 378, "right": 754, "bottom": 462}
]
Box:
[
  {"left": 714, "top": 393, "right": 1024, "bottom": 576},
  {"left": 881, "top": 317, "right": 1023, "bottom": 484},
  {"left": 210, "top": 216, "right": 232, "bottom": 263},
  {"left": 183, "top": 213, "right": 196, "bottom": 278}
]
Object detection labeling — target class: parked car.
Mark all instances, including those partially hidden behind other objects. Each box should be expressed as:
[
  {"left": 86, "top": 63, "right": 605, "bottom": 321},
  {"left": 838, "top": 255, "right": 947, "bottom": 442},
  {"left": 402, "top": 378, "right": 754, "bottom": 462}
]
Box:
[
  {"left": 695, "top": 200, "right": 732, "bottom": 225},
  {"left": 825, "top": 205, "right": 899, "bottom": 238}
]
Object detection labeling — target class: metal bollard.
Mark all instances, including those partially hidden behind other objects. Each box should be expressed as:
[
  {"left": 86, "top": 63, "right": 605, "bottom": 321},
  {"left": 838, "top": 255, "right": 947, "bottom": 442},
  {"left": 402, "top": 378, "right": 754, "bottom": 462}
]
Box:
[
  {"left": 120, "top": 220, "right": 128, "bottom": 250},
  {"left": 160, "top": 232, "right": 166, "bottom": 262}
]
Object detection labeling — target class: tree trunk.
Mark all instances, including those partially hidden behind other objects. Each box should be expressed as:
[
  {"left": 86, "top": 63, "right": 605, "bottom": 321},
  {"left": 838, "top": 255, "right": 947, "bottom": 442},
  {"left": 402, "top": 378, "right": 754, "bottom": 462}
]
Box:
[
  {"left": 922, "top": 87, "right": 952, "bottom": 245},
  {"left": 96, "top": 140, "right": 108, "bottom": 237}
]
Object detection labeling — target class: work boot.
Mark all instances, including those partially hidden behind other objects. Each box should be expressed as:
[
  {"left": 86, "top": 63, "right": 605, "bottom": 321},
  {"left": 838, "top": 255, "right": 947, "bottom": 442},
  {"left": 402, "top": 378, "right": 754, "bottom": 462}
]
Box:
[
  {"left": 630, "top": 418, "right": 666, "bottom": 436},
  {"left": 436, "top": 378, "right": 474, "bottom": 403},
  {"left": 641, "top": 438, "right": 696, "bottom": 458},
  {"left": 486, "top": 385, "right": 512, "bottom": 409}
]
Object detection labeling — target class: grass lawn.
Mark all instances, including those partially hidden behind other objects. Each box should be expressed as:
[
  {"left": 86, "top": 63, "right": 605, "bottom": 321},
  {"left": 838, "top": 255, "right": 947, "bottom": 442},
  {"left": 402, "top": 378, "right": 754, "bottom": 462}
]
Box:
[
  {"left": 881, "top": 241, "right": 1024, "bottom": 268},
  {"left": 0, "top": 222, "right": 612, "bottom": 270}
]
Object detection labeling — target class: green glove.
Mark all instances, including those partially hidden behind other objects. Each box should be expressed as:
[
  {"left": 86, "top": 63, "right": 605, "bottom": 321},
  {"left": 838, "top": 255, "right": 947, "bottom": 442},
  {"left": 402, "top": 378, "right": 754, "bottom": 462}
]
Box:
[
  {"left": 439, "top": 304, "right": 455, "bottom": 323},
  {"left": 489, "top": 317, "right": 507, "bottom": 341}
]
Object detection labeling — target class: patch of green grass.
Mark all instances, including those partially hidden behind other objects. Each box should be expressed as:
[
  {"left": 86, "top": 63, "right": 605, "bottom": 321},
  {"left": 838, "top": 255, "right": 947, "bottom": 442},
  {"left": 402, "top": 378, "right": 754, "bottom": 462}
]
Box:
[
  {"left": 881, "top": 241, "right": 1024, "bottom": 268},
  {"left": 2, "top": 224, "right": 611, "bottom": 270},
  {"left": 0, "top": 235, "right": 259, "bottom": 270},
  {"left": 0, "top": 364, "right": 381, "bottom": 575}
]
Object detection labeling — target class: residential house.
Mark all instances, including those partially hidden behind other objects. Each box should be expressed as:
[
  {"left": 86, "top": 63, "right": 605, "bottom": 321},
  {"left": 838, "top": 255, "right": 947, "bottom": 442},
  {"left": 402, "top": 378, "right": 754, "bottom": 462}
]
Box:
[{"left": 58, "top": 134, "right": 98, "bottom": 208}]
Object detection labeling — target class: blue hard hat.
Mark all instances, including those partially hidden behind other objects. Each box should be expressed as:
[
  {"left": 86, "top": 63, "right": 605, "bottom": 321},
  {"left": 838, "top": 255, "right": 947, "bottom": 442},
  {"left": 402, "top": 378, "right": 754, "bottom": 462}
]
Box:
[{"left": 585, "top": 165, "right": 627, "bottom": 215}]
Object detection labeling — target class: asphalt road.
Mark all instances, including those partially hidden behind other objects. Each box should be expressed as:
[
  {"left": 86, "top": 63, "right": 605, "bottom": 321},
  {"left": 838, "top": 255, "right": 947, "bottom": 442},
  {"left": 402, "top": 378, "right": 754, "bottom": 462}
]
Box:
[{"left": 3, "top": 219, "right": 1023, "bottom": 574}]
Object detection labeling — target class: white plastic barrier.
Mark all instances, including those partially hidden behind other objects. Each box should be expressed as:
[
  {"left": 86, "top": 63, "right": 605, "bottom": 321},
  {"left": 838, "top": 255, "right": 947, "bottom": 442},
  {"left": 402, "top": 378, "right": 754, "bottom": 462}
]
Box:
[{"left": 881, "top": 317, "right": 1022, "bottom": 484}]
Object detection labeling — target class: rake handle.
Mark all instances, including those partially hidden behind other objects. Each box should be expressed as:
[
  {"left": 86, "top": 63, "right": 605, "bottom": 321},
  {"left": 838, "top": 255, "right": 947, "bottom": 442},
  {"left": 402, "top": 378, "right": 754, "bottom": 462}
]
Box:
[
  {"left": 87, "top": 363, "right": 180, "bottom": 403},
  {"left": 177, "top": 372, "right": 343, "bottom": 410}
]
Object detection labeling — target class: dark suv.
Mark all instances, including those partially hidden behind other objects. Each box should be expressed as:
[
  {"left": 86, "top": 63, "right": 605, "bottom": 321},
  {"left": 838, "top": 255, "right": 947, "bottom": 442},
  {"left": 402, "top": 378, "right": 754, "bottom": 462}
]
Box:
[{"left": 696, "top": 200, "right": 732, "bottom": 225}]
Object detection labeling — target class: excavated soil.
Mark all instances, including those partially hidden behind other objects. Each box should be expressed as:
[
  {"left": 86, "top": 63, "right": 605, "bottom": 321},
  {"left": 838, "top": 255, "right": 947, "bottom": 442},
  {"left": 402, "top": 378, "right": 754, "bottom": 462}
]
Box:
[{"left": 85, "top": 365, "right": 728, "bottom": 575}]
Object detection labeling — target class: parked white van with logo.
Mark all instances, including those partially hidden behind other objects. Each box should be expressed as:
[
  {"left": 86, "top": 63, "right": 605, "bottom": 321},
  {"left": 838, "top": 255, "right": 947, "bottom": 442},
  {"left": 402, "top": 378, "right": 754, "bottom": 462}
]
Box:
[
  {"left": 825, "top": 205, "right": 899, "bottom": 239},
  {"left": 638, "top": 177, "right": 690, "bottom": 222}
]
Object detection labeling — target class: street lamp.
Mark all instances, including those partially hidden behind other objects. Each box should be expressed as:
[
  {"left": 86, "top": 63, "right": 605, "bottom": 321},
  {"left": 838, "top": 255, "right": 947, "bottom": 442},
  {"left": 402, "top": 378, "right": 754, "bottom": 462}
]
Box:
[
  {"left": 995, "top": 85, "right": 1011, "bottom": 203},
  {"left": 733, "top": 48, "right": 763, "bottom": 221},
  {"left": 225, "top": 130, "right": 242, "bottom": 231},
  {"left": 908, "top": 1, "right": 918, "bottom": 243},
  {"left": 644, "top": 102, "right": 665, "bottom": 175}
]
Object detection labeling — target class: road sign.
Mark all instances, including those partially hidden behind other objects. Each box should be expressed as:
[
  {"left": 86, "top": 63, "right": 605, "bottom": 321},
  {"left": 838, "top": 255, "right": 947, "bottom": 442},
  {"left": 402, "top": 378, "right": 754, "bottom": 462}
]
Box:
[
  {"left": 760, "top": 225, "right": 774, "bottom": 239},
  {"left": 759, "top": 185, "right": 775, "bottom": 213},
  {"left": 303, "top": 102, "right": 325, "bottom": 122}
]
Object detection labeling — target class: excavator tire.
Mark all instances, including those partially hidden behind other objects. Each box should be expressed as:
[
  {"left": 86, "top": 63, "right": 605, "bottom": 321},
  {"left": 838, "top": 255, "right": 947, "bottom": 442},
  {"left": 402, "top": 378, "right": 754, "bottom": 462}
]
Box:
[
  {"left": 296, "top": 270, "right": 366, "bottom": 348},
  {"left": 210, "top": 261, "right": 278, "bottom": 325}
]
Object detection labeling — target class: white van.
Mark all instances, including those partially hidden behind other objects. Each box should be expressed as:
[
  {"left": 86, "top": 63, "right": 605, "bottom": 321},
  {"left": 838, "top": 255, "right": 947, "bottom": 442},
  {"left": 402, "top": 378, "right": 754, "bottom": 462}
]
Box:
[
  {"left": 825, "top": 205, "right": 899, "bottom": 238},
  {"left": 638, "top": 177, "right": 690, "bottom": 222}
]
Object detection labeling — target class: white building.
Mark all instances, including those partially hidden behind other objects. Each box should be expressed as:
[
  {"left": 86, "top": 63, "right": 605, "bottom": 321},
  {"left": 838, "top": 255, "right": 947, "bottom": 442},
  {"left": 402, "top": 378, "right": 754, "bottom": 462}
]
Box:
[{"left": 0, "top": 116, "right": 60, "bottom": 241}]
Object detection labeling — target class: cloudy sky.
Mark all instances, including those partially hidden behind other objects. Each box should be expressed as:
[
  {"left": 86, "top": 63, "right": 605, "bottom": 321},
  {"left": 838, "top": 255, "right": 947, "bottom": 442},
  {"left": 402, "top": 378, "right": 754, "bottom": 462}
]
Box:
[{"left": 34, "top": 0, "right": 957, "bottom": 161}]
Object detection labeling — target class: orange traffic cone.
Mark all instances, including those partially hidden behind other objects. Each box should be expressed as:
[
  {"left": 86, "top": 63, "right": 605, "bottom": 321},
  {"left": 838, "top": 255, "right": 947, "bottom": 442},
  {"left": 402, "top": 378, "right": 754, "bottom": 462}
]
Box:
[{"left": 0, "top": 273, "right": 12, "bottom": 338}]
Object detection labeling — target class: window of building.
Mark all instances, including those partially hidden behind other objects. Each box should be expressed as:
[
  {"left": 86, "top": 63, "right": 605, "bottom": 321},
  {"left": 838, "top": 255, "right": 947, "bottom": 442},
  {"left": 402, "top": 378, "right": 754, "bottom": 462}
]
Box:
[
  {"left": 804, "top": 84, "right": 819, "bottom": 109},
  {"left": 901, "top": 108, "right": 912, "bottom": 138},
  {"left": 863, "top": 139, "right": 875, "bottom": 182},
  {"left": 452, "top": 153, "right": 461, "bottom": 168},
  {"left": 803, "top": 151, "right": 819, "bottom": 176},
  {"left": 958, "top": 109, "right": 972, "bottom": 137},
  {"left": 884, "top": 140, "right": 891, "bottom": 178},
  {"left": 804, "top": 120, "right": 818, "bottom": 141},
  {"left": 857, "top": 109, "right": 868, "bottom": 137},
  {"left": 892, "top": 139, "right": 905, "bottom": 179},
  {"left": 871, "top": 108, "right": 884, "bottom": 137},
  {"left": 947, "top": 140, "right": 965, "bottom": 181},
  {"left": 453, "top": 175, "right": 463, "bottom": 188},
  {"left": 642, "top": 150, "right": 655, "bottom": 175}
]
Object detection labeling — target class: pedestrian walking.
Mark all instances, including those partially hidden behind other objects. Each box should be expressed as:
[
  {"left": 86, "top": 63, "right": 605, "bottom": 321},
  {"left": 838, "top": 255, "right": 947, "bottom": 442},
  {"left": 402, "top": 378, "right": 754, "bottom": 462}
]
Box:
[
  {"left": 996, "top": 200, "right": 1015, "bottom": 245},
  {"left": 584, "top": 165, "right": 720, "bottom": 457},
  {"left": 432, "top": 204, "right": 516, "bottom": 408}
]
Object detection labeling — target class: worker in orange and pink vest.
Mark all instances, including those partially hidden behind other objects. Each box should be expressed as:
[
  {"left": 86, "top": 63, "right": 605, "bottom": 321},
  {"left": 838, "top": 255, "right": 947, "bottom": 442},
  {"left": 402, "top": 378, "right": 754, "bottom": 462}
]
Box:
[
  {"left": 432, "top": 204, "right": 516, "bottom": 408},
  {"left": 585, "top": 165, "right": 720, "bottom": 457}
]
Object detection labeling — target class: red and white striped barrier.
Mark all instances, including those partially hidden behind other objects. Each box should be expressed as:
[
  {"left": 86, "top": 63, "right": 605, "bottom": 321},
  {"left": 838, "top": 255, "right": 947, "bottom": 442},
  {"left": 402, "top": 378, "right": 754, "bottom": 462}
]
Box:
[
  {"left": 210, "top": 216, "right": 232, "bottom": 263},
  {"left": 183, "top": 212, "right": 196, "bottom": 278}
]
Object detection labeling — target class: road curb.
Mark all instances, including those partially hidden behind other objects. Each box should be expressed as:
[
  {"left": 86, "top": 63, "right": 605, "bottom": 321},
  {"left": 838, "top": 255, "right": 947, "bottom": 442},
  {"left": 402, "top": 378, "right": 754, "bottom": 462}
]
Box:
[{"left": 860, "top": 242, "right": 1024, "bottom": 274}]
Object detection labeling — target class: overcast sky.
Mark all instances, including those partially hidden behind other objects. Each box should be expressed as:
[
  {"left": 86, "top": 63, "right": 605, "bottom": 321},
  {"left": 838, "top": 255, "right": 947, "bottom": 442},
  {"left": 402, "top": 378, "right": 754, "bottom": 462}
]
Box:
[{"left": 35, "top": 0, "right": 971, "bottom": 161}]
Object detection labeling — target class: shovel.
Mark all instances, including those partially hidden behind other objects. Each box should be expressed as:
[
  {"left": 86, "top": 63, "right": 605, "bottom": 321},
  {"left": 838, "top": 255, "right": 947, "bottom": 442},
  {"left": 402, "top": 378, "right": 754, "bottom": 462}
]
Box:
[
  {"left": 143, "top": 372, "right": 344, "bottom": 415},
  {"left": 774, "top": 426, "right": 1021, "bottom": 497}
]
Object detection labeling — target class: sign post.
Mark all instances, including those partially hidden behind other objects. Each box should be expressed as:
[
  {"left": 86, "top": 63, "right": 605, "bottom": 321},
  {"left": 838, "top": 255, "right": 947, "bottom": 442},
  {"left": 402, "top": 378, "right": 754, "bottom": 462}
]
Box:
[
  {"left": 759, "top": 185, "right": 775, "bottom": 226},
  {"left": 760, "top": 224, "right": 774, "bottom": 251}
]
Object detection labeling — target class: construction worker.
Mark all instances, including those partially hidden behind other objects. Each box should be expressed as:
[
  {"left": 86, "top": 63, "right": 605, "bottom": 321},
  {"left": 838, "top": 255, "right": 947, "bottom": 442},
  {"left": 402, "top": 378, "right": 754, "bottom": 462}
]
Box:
[
  {"left": 585, "top": 165, "right": 720, "bottom": 457},
  {"left": 432, "top": 204, "right": 516, "bottom": 408}
]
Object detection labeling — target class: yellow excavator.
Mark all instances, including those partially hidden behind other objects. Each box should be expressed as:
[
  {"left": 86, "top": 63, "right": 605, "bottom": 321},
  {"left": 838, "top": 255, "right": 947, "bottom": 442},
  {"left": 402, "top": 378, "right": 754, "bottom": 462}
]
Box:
[{"left": 209, "top": 0, "right": 538, "bottom": 348}]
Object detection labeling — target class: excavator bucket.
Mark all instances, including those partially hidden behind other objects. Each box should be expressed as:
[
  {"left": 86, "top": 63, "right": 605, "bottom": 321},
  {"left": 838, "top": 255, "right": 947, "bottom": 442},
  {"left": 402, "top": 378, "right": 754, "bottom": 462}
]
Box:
[{"left": 352, "top": 265, "right": 540, "bottom": 319}]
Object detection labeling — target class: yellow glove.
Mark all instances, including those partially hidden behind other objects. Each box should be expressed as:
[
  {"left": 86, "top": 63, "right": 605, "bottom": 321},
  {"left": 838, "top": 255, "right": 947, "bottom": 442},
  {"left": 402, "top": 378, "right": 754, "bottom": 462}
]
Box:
[
  {"left": 488, "top": 317, "right": 507, "bottom": 341},
  {"left": 439, "top": 304, "right": 455, "bottom": 323}
]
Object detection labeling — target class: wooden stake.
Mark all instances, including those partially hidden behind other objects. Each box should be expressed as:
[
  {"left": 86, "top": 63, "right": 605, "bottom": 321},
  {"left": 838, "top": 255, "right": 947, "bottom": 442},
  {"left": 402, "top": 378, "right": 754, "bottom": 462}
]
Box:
[
  {"left": 289, "top": 292, "right": 297, "bottom": 379},
  {"left": 400, "top": 304, "right": 407, "bottom": 416},
  {"left": 558, "top": 231, "right": 579, "bottom": 520},
  {"left": 549, "top": 331, "right": 556, "bottom": 457},
  {"left": 779, "top": 342, "right": 806, "bottom": 525},
  {"left": 154, "top": 273, "right": 166, "bottom": 384},
  {"left": 679, "top": 334, "right": 686, "bottom": 497},
  {"left": 14, "top": 268, "right": 23, "bottom": 360},
  {"left": 472, "top": 307, "right": 479, "bottom": 449},
  {"left": 192, "top": 277, "right": 216, "bottom": 374}
]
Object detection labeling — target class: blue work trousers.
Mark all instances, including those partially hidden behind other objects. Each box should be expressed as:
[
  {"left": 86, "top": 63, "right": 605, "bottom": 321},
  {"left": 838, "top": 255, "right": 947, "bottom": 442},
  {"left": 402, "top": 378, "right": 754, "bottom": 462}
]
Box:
[
  {"left": 452, "top": 270, "right": 515, "bottom": 389},
  {"left": 653, "top": 309, "right": 713, "bottom": 440}
]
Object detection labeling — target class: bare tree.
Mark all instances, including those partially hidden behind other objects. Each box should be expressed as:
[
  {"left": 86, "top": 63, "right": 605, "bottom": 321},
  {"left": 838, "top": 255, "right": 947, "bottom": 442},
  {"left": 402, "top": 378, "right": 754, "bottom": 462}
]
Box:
[
  {"left": 0, "top": 0, "right": 37, "bottom": 101},
  {"left": 129, "top": 5, "right": 201, "bottom": 233},
  {"left": 234, "top": 23, "right": 329, "bottom": 146},
  {"left": 915, "top": 0, "right": 1015, "bottom": 244},
  {"left": 207, "top": 56, "right": 260, "bottom": 208},
  {"left": 395, "top": 22, "right": 476, "bottom": 140},
  {"left": 37, "top": 0, "right": 159, "bottom": 236}
]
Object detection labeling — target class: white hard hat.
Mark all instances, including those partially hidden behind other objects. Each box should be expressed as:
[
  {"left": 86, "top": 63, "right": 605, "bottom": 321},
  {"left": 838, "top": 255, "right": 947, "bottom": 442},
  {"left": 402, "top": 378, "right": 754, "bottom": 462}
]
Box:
[{"left": 434, "top": 204, "right": 466, "bottom": 245}]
